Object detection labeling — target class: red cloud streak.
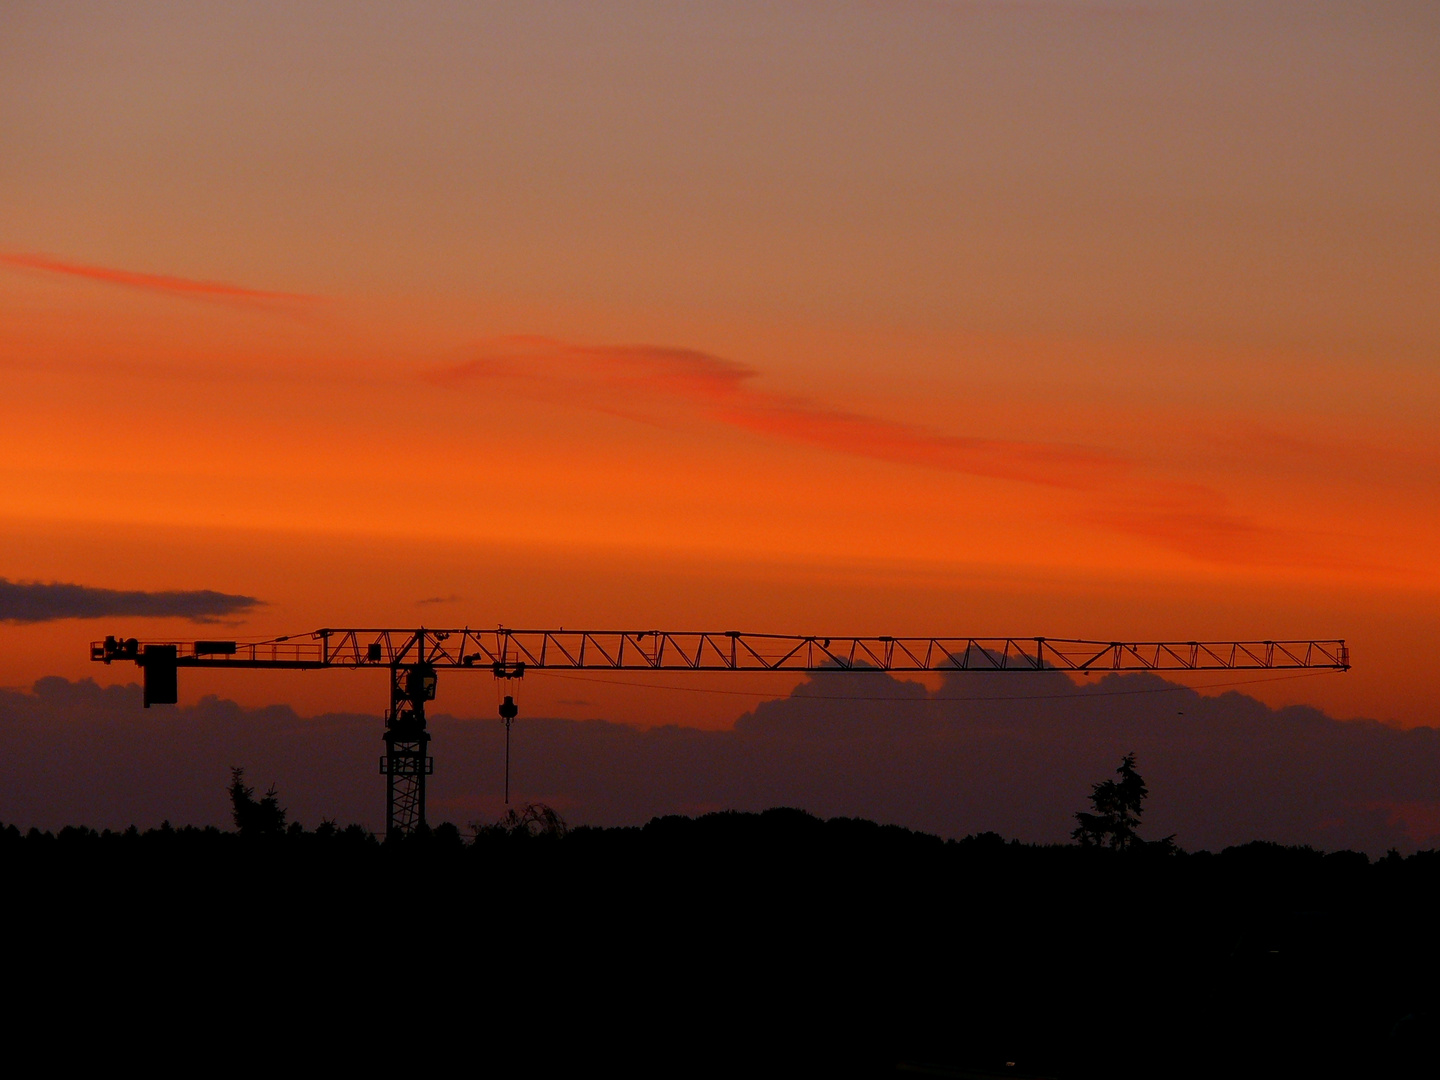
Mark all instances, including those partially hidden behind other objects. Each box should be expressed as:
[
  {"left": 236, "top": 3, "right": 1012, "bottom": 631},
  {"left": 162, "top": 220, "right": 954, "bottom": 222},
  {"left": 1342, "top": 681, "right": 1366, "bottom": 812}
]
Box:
[
  {"left": 0, "top": 251, "right": 319, "bottom": 306},
  {"left": 428, "top": 338, "right": 1377, "bottom": 574},
  {"left": 432, "top": 339, "right": 1128, "bottom": 490}
]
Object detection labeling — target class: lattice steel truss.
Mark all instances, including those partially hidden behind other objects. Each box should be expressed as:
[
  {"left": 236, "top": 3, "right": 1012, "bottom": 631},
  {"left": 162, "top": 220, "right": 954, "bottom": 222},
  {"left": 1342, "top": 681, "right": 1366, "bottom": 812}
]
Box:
[
  {"left": 95, "top": 629, "right": 1350, "bottom": 673},
  {"left": 381, "top": 663, "right": 434, "bottom": 836}
]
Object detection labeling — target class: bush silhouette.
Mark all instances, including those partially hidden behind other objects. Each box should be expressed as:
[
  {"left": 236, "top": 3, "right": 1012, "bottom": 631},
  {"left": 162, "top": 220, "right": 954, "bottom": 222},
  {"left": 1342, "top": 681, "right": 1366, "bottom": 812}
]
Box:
[{"left": 475, "top": 802, "right": 567, "bottom": 839}]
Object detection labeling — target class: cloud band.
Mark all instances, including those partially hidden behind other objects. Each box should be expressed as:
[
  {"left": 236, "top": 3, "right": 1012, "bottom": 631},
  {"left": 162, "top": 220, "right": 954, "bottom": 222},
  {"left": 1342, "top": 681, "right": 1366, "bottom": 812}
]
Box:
[{"left": 0, "top": 579, "right": 263, "bottom": 624}]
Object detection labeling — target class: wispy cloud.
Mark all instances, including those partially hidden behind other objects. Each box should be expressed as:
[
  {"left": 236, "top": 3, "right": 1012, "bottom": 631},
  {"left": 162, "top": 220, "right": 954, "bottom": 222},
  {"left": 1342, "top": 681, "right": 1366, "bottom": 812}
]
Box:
[
  {"left": 426, "top": 336, "right": 1382, "bottom": 575},
  {"left": 0, "top": 251, "right": 320, "bottom": 308},
  {"left": 429, "top": 338, "right": 1128, "bottom": 490},
  {"left": 0, "top": 579, "right": 262, "bottom": 624},
  {"left": 1079, "top": 480, "right": 1378, "bottom": 574}
]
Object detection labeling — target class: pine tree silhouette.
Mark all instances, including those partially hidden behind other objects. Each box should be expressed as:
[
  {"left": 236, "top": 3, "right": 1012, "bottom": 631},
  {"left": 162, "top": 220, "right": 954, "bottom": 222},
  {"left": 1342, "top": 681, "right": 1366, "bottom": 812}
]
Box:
[
  {"left": 228, "top": 766, "right": 287, "bottom": 837},
  {"left": 1073, "top": 751, "right": 1149, "bottom": 851}
]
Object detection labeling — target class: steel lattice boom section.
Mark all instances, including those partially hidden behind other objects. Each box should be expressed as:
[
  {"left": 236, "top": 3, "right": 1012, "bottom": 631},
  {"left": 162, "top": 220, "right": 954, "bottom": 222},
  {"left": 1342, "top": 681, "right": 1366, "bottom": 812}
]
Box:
[{"left": 93, "top": 629, "right": 1350, "bottom": 673}]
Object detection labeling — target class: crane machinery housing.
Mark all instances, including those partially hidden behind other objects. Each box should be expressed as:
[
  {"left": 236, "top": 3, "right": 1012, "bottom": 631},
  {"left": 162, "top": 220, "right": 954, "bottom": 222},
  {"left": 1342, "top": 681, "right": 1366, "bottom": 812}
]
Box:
[{"left": 92, "top": 628, "right": 1350, "bottom": 836}]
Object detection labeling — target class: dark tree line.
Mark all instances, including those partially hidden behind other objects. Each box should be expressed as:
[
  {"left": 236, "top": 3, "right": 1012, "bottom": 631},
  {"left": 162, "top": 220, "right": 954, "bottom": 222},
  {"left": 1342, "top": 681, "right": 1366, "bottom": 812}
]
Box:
[{"left": 5, "top": 759, "right": 1438, "bottom": 1078}]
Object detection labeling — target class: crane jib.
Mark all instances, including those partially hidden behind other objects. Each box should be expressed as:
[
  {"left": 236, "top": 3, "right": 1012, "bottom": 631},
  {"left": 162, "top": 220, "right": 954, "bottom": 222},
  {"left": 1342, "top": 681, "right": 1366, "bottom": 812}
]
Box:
[{"left": 92, "top": 630, "right": 1350, "bottom": 673}]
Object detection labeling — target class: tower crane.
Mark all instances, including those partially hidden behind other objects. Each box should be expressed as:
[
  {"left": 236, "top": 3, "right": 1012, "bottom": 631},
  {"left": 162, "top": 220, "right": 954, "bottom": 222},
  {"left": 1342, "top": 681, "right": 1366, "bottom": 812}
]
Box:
[{"left": 92, "top": 628, "right": 1349, "bottom": 837}]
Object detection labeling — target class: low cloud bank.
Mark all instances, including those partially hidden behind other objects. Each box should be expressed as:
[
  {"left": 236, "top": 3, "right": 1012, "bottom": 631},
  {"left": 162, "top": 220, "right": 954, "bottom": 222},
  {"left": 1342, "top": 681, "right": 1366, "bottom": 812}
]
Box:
[
  {"left": 0, "top": 579, "right": 261, "bottom": 623},
  {"left": 1, "top": 671, "right": 1435, "bottom": 855}
]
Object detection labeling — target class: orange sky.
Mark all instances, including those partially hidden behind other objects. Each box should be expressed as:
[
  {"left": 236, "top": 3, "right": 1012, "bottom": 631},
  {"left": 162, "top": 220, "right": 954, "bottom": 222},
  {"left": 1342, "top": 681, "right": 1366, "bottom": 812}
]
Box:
[{"left": 2, "top": 2, "right": 1437, "bottom": 728}]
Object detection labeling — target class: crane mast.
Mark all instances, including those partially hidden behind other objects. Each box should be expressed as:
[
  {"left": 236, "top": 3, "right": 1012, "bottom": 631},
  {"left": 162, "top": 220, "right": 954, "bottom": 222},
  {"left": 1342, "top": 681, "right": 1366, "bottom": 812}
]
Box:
[{"left": 92, "top": 628, "right": 1349, "bottom": 836}]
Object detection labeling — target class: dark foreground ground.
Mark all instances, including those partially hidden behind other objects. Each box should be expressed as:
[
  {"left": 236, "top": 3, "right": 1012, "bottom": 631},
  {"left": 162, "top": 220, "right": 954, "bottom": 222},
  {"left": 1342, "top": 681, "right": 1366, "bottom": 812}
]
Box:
[{"left": 5, "top": 810, "right": 1438, "bottom": 1078}]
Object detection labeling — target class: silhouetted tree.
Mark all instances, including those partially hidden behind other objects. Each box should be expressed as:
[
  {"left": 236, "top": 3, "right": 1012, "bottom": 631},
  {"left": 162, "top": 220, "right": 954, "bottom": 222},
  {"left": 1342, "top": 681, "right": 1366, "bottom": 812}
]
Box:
[
  {"left": 475, "top": 802, "right": 568, "bottom": 840},
  {"left": 1073, "top": 752, "right": 1149, "bottom": 851},
  {"left": 228, "top": 766, "right": 287, "bottom": 837}
]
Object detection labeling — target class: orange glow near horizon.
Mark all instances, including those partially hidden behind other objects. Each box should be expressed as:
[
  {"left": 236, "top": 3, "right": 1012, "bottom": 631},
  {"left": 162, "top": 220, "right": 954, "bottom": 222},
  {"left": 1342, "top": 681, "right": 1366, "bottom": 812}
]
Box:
[{"left": 2, "top": 3, "right": 1436, "bottom": 732}]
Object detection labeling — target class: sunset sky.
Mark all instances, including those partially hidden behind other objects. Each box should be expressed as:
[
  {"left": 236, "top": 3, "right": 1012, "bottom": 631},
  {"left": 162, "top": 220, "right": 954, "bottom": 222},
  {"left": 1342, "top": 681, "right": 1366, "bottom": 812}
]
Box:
[{"left": 2, "top": 1, "right": 1437, "bottom": 731}]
